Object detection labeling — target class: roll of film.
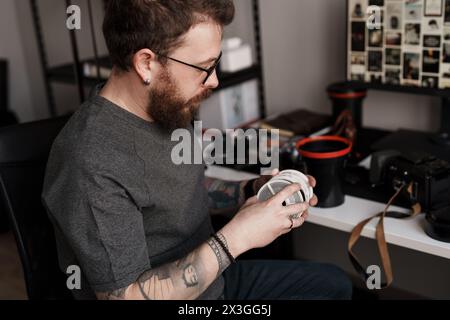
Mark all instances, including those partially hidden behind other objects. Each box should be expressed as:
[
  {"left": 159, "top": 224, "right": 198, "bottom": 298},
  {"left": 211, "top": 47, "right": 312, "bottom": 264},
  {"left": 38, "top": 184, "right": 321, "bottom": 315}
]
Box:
[{"left": 257, "top": 170, "right": 314, "bottom": 219}]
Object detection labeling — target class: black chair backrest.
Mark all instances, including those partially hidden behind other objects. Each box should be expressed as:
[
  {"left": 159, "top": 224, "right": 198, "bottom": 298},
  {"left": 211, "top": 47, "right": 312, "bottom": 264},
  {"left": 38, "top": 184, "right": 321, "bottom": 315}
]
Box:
[
  {"left": 0, "top": 115, "right": 72, "bottom": 299},
  {"left": 0, "top": 60, "right": 18, "bottom": 233},
  {"left": 0, "top": 59, "right": 7, "bottom": 113},
  {"left": 0, "top": 60, "right": 17, "bottom": 128},
  {"left": 0, "top": 60, "right": 7, "bottom": 232}
]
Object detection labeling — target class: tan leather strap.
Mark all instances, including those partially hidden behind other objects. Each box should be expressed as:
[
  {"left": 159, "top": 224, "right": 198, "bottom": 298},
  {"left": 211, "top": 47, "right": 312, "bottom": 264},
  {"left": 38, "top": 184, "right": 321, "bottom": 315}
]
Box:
[{"left": 348, "top": 183, "right": 422, "bottom": 288}]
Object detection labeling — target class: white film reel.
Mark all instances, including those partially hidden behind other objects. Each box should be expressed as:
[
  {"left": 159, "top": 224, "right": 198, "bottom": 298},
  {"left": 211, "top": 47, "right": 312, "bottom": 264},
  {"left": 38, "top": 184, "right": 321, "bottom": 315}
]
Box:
[{"left": 257, "top": 170, "right": 314, "bottom": 219}]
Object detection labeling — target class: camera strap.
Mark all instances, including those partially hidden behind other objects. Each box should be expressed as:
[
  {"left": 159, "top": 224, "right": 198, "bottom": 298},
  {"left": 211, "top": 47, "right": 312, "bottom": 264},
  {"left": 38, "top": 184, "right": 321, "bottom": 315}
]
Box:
[{"left": 347, "top": 182, "right": 422, "bottom": 288}]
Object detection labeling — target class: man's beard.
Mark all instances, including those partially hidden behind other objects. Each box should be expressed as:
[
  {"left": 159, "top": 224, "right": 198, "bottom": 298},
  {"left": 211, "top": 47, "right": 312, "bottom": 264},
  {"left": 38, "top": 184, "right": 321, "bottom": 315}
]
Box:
[{"left": 147, "top": 68, "right": 213, "bottom": 130}]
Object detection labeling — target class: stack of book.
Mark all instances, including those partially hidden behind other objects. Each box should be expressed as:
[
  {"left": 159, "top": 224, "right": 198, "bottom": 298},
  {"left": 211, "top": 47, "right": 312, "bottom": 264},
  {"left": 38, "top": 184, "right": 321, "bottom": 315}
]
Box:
[{"left": 258, "top": 109, "right": 332, "bottom": 138}]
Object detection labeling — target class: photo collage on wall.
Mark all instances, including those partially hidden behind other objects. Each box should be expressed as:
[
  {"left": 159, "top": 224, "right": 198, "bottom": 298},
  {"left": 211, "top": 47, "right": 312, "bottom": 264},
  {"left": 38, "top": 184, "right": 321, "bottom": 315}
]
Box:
[{"left": 348, "top": 0, "right": 450, "bottom": 89}]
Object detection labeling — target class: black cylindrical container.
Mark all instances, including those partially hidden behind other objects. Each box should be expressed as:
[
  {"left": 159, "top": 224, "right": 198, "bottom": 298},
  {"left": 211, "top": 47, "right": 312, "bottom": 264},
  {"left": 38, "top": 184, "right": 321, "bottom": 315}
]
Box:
[
  {"left": 327, "top": 82, "right": 367, "bottom": 130},
  {"left": 425, "top": 206, "right": 450, "bottom": 243},
  {"left": 296, "top": 136, "right": 352, "bottom": 208}
]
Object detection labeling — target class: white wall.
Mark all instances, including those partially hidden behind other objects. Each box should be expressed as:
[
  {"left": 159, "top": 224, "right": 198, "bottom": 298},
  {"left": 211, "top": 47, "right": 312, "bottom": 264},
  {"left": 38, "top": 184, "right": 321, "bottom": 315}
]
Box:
[
  {"left": 259, "top": 0, "right": 441, "bottom": 132},
  {"left": 8, "top": 0, "right": 444, "bottom": 132},
  {"left": 13, "top": 0, "right": 108, "bottom": 120}
]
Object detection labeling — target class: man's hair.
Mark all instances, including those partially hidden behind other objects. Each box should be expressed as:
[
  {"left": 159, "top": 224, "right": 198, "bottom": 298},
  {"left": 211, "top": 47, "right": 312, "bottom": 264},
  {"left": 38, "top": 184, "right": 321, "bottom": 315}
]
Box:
[{"left": 103, "top": 0, "right": 235, "bottom": 71}]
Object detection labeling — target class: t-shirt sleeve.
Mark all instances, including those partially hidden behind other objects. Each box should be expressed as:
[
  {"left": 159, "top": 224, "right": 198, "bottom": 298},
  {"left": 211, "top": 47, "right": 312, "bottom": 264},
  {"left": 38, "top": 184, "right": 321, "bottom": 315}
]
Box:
[{"left": 43, "top": 153, "right": 151, "bottom": 293}]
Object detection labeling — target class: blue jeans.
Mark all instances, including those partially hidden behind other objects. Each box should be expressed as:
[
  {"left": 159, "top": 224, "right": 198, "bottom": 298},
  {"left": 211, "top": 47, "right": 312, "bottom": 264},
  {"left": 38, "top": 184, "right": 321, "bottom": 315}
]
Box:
[{"left": 222, "top": 260, "right": 353, "bottom": 300}]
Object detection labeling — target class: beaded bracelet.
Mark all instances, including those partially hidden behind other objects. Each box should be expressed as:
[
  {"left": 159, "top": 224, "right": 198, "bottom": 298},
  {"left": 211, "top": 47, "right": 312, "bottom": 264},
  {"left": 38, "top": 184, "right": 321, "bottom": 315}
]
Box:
[{"left": 212, "top": 233, "right": 236, "bottom": 264}]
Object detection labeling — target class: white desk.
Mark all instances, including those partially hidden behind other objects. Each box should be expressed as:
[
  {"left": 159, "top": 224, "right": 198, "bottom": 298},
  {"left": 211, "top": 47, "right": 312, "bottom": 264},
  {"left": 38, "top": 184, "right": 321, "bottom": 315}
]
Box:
[{"left": 205, "top": 165, "right": 450, "bottom": 260}]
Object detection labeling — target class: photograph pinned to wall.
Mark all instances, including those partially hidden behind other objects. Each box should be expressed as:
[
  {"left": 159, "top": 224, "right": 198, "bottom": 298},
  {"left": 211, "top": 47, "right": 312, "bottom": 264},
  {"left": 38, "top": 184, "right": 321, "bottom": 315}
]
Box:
[
  {"left": 440, "top": 77, "right": 450, "bottom": 87},
  {"left": 351, "top": 21, "right": 366, "bottom": 51},
  {"left": 403, "top": 52, "right": 421, "bottom": 80},
  {"left": 369, "top": 28, "right": 384, "bottom": 47},
  {"left": 350, "top": 0, "right": 366, "bottom": 19},
  {"left": 423, "top": 18, "right": 443, "bottom": 33},
  {"left": 444, "top": 27, "right": 450, "bottom": 39},
  {"left": 385, "top": 68, "right": 401, "bottom": 85},
  {"left": 351, "top": 61, "right": 366, "bottom": 74},
  {"left": 425, "top": 0, "right": 444, "bottom": 17},
  {"left": 350, "top": 53, "right": 366, "bottom": 76},
  {"left": 386, "top": 2, "right": 403, "bottom": 30},
  {"left": 351, "top": 53, "right": 366, "bottom": 65},
  {"left": 423, "top": 34, "right": 442, "bottom": 47},
  {"left": 441, "top": 63, "right": 450, "bottom": 77},
  {"left": 405, "top": 23, "right": 421, "bottom": 45},
  {"left": 403, "top": 79, "right": 420, "bottom": 86},
  {"left": 386, "top": 48, "right": 402, "bottom": 65},
  {"left": 405, "top": 0, "right": 423, "bottom": 21},
  {"left": 445, "top": 0, "right": 450, "bottom": 24},
  {"left": 368, "top": 50, "right": 383, "bottom": 72},
  {"left": 369, "top": 0, "right": 384, "bottom": 6},
  {"left": 422, "top": 75, "right": 439, "bottom": 88},
  {"left": 443, "top": 42, "right": 450, "bottom": 62},
  {"left": 386, "top": 31, "right": 402, "bottom": 45},
  {"left": 367, "top": 73, "right": 383, "bottom": 84},
  {"left": 422, "top": 49, "right": 440, "bottom": 73},
  {"left": 351, "top": 73, "right": 365, "bottom": 81}
]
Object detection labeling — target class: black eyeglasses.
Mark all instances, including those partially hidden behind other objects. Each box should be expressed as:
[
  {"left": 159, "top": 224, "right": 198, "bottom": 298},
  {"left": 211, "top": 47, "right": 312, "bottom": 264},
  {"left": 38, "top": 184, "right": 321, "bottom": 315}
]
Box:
[{"left": 157, "top": 52, "right": 222, "bottom": 85}]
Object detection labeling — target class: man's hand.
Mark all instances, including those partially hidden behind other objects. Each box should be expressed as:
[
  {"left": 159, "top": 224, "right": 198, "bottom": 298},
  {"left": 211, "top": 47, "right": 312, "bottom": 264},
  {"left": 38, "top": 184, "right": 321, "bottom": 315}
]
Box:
[
  {"left": 221, "top": 183, "right": 314, "bottom": 256},
  {"left": 251, "top": 170, "right": 319, "bottom": 219},
  {"left": 302, "top": 175, "right": 318, "bottom": 221}
]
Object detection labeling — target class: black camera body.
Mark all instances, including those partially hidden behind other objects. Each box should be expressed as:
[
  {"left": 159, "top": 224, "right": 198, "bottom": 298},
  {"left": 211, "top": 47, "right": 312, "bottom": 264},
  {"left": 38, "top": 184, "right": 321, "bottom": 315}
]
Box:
[
  {"left": 370, "top": 150, "right": 450, "bottom": 242},
  {"left": 370, "top": 150, "right": 450, "bottom": 212}
]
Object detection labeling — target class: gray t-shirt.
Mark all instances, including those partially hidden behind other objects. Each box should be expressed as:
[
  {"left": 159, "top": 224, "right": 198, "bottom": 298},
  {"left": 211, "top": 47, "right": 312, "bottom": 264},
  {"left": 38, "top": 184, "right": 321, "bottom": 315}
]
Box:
[{"left": 42, "top": 95, "right": 223, "bottom": 300}]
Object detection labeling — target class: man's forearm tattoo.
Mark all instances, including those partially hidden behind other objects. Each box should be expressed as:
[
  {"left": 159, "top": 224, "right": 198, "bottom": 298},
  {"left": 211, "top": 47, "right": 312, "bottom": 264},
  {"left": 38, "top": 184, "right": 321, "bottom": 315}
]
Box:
[
  {"left": 100, "top": 287, "right": 127, "bottom": 300},
  {"left": 99, "top": 242, "right": 223, "bottom": 300},
  {"left": 177, "top": 256, "right": 200, "bottom": 288},
  {"left": 207, "top": 232, "right": 232, "bottom": 276},
  {"left": 207, "top": 237, "right": 225, "bottom": 276},
  {"left": 216, "top": 232, "right": 230, "bottom": 252},
  {"left": 132, "top": 251, "right": 203, "bottom": 300},
  {"left": 137, "top": 267, "right": 174, "bottom": 300}
]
